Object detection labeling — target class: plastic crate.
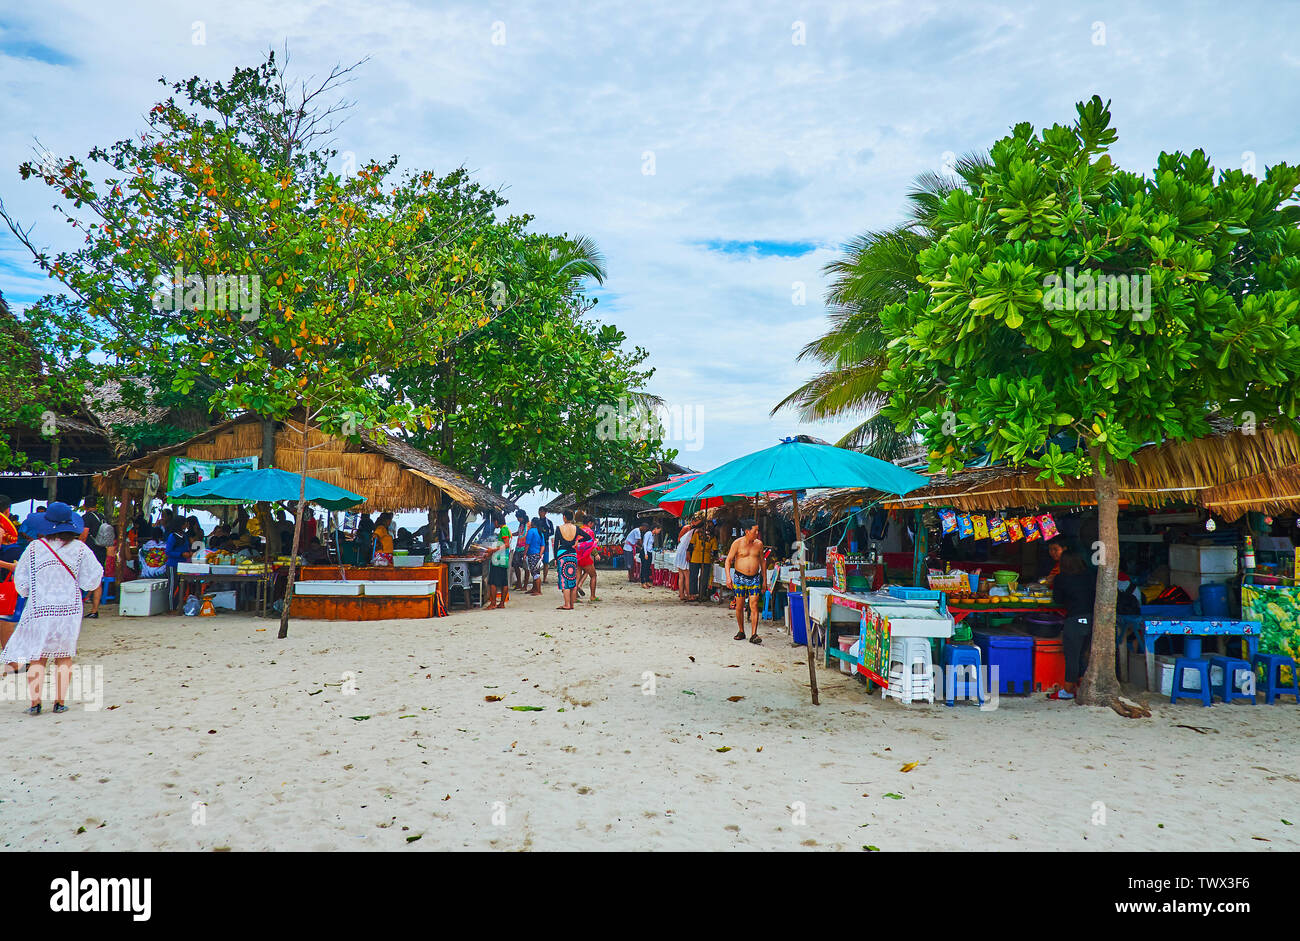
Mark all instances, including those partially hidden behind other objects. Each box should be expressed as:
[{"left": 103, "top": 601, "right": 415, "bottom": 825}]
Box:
[
  {"left": 973, "top": 628, "right": 1034, "bottom": 695},
  {"left": 888, "top": 586, "right": 943, "bottom": 603}
]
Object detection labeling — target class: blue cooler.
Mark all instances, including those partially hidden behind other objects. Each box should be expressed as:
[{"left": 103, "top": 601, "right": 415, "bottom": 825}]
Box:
[{"left": 973, "top": 628, "right": 1034, "bottom": 695}]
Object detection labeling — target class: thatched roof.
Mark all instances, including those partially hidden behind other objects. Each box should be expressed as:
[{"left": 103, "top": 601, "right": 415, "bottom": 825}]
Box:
[
  {"left": 95, "top": 414, "right": 510, "bottom": 514},
  {"left": 541, "top": 459, "right": 696, "bottom": 516},
  {"left": 803, "top": 423, "right": 1300, "bottom": 522}
]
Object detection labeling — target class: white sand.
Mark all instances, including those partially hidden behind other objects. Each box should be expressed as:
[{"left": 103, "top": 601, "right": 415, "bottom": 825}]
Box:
[{"left": 3, "top": 576, "right": 1297, "bottom": 852}]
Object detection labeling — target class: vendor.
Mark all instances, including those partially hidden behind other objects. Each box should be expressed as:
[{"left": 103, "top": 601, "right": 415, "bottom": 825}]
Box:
[
  {"left": 371, "top": 512, "right": 395, "bottom": 565},
  {"left": 1044, "top": 537, "right": 1066, "bottom": 587},
  {"left": 1050, "top": 548, "right": 1095, "bottom": 701}
]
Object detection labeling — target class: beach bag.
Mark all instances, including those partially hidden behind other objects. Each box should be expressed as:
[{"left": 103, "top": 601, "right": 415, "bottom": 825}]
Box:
[
  {"left": 0, "top": 581, "right": 16, "bottom": 617},
  {"left": 143, "top": 544, "right": 168, "bottom": 570}
]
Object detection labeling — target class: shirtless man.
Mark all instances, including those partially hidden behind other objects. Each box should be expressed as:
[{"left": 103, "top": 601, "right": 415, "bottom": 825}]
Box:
[{"left": 725, "top": 523, "right": 766, "bottom": 644}]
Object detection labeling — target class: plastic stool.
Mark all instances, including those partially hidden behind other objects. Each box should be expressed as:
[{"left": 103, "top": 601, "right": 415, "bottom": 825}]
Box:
[
  {"left": 944, "top": 644, "right": 984, "bottom": 707},
  {"left": 1208, "top": 656, "right": 1255, "bottom": 704},
  {"left": 1170, "top": 658, "right": 1212, "bottom": 707},
  {"left": 1251, "top": 653, "right": 1300, "bottom": 704},
  {"left": 100, "top": 576, "right": 116, "bottom": 603},
  {"left": 885, "top": 636, "right": 934, "bottom": 705}
]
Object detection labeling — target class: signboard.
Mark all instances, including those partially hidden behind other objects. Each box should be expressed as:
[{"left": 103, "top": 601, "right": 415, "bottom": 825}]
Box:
[
  {"left": 860, "top": 609, "right": 891, "bottom": 687},
  {"left": 166, "top": 456, "right": 259, "bottom": 505}
]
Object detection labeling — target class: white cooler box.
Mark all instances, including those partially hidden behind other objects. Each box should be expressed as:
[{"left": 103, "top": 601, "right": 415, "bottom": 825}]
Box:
[{"left": 120, "top": 578, "right": 169, "bottom": 616}]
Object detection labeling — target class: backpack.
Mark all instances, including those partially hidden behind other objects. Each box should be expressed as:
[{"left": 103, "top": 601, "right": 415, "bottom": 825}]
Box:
[{"left": 94, "top": 518, "right": 116, "bottom": 547}]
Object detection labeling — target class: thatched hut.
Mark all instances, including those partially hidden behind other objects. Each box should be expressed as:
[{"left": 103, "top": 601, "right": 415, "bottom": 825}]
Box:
[
  {"left": 542, "top": 460, "right": 696, "bottom": 529},
  {"left": 95, "top": 413, "right": 510, "bottom": 517}
]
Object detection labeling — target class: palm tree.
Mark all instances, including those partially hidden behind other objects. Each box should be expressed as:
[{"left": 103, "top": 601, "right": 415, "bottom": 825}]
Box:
[{"left": 773, "top": 158, "right": 990, "bottom": 459}]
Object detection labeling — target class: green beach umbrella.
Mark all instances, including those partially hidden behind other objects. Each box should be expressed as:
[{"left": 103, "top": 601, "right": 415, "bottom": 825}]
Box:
[{"left": 167, "top": 468, "right": 365, "bottom": 511}]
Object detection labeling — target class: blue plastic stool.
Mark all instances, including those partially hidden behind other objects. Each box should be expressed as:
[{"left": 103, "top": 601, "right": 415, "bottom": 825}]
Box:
[
  {"left": 944, "top": 644, "right": 984, "bottom": 707},
  {"left": 1251, "top": 653, "right": 1300, "bottom": 704},
  {"left": 1208, "top": 656, "right": 1254, "bottom": 704},
  {"left": 100, "top": 576, "right": 116, "bottom": 603},
  {"left": 1170, "top": 658, "right": 1212, "bottom": 707}
]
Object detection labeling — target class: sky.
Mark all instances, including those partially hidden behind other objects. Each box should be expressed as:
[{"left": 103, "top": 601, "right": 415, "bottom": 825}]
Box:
[{"left": 3, "top": 0, "right": 1300, "bottom": 518}]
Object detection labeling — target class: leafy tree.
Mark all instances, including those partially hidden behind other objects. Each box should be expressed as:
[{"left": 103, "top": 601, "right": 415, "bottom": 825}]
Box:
[
  {"left": 772, "top": 161, "right": 988, "bottom": 459},
  {"left": 876, "top": 97, "right": 1300, "bottom": 703},
  {"left": 0, "top": 290, "right": 94, "bottom": 472},
  {"left": 384, "top": 177, "right": 668, "bottom": 535},
  {"left": 2, "top": 53, "right": 502, "bottom": 636}
]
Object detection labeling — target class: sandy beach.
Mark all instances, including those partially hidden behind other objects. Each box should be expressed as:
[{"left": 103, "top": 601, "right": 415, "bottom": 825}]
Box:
[{"left": 2, "top": 577, "right": 1297, "bottom": 852}]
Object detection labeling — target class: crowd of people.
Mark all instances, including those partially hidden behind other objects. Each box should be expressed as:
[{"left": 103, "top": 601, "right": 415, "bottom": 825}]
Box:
[{"left": 483, "top": 506, "right": 605, "bottom": 611}]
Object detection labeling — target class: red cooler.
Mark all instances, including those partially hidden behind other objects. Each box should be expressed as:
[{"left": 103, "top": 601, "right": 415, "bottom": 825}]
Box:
[{"left": 1033, "top": 635, "right": 1065, "bottom": 691}]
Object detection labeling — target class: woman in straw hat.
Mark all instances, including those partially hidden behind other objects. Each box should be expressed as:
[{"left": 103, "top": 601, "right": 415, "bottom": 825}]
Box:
[{"left": 1, "top": 502, "right": 103, "bottom": 714}]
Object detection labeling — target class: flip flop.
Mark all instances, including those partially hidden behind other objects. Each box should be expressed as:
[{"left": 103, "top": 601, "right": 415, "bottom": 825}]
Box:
[
  {"left": 52, "top": 703, "right": 68, "bottom": 714},
  {"left": 749, "top": 635, "right": 763, "bottom": 645},
  {"left": 734, "top": 630, "right": 746, "bottom": 641},
  {"left": 1047, "top": 690, "right": 1074, "bottom": 700}
]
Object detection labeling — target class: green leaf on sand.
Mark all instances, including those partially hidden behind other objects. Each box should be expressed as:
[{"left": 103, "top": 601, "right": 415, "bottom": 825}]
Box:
[
  {"left": 883, "top": 793, "right": 903, "bottom": 800},
  {"left": 350, "top": 716, "right": 371, "bottom": 721},
  {"left": 509, "top": 706, "right": 545, "bottom": 712},
  {"left": 716, "top": 746, "right": 731, "bottom": 753},
  {"left": 406, "top": 834, "right": 422, "bottom": 843}
]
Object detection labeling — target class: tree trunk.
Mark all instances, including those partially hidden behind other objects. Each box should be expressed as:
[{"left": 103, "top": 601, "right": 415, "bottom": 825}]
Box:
[
  {"left": 278, "top": 411, "right": 312, "bottom": 639},
  {"left": 1080, "top": 463, "right": 1120, "bottom": 704},
  {"left": 113, "top": 492, "right": 131, "bottom": 591},
  {"left": 451, "top": 504, "right": 469, "bottom": 553},
  {"left": 46, "top": 437, "right": 59, "bottom": 503}
]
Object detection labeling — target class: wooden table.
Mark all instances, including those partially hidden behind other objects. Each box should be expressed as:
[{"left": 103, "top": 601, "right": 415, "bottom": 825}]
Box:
[
  {"left": 947, "top": 603, "right": 1066, "bottom": 624},
  {"left": 299, "top": 564, "right": 448, "bottom": 614},
  {"left": 176, "top": 571, "right": 276, "bottom": 617}
]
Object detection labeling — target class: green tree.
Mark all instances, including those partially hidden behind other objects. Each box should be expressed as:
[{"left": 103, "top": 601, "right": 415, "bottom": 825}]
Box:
[
  {"left": 876, "top": 97, "right": 1300, "bottom": 703},
  {"left": 772, "top": 162, "right": 989, "bottom": 459},
  {"left": 385, "top": 178, "right": 667, "bottom": 531},
  {"left": 2, "top": 53, "right": 500, "bottom": 637}
]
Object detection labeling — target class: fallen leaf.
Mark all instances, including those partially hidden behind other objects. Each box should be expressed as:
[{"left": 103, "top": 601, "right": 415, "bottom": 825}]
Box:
[
  {"left": 756, "top": 746, "right": 763, "bottom": 753},
  {"left": 76, "top": 826, "right": 86, "bottom": 834},
  {"left": 689, "top": 656, "right": 695, "bottom": 662},
  {"left": 207, "top": 729, "right": 217, "bottom": 734},
  {"left": 1252, "top": 836, "right": 1271, "bottom": 842},
  {"left": 398, "top": 714, "right": 415, "bottom": 719},
  {"left": 1283, "top": 819, "right": 1293, "bottom": 826},
  {"left": 900, "top": 761, "right": 919, "bottom": 773},
  {"left": 727, "top": 696, "right": 745, "bottom": 702},
  {"left": 716, "top": 746, "right": 731, "bottom": 753},
  {"left": 442, "top": 795, "right": 451, "bottom": 801},
  {"left": 863, "top": 845, "right": 881, "bottom": 852},
  {"left": 106, "top": 705, "right": 120, "bottom": 710},
  {"left": 508, "top": 706, "right": 544, "bottom": 712},
  {"left": 406, "top": 834, "right": 422, "bottom": 843},
  {"left": 484, "top": 695, "right": 504, "bottom": 702},
  {"left": 350, "top": 716, "right": 371, "bottom": 721},
  {"left": 884, "top": 793, "right": 903, "bottom": 800},
  {"left": 681, "top": 690, "right": 696, "bottom": 696}
]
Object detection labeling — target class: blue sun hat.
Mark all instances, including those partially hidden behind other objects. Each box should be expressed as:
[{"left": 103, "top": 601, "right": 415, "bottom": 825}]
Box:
[{"left": 30, "top": 502, "right": 84, "bottom": 538}]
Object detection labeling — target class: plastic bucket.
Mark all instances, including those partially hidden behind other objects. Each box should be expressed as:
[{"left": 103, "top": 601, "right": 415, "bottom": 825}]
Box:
[
  {"left": 788, "top": 591, "right": 807, "bottom": 646},
  {"left": 1199, "top": 583, "right": 1229, "bottom": 618}
]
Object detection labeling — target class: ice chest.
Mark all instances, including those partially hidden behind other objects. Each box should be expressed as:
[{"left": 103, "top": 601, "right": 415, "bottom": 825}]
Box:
[
  {"left": 973, "top": 628, "right": 1034, "bottom": 694},
  {"left": 120, "top": 578, "right": 168, "bottom": 616},
  {"left": 1032, "top": 635, "right": 1065, "bottom": 691}
]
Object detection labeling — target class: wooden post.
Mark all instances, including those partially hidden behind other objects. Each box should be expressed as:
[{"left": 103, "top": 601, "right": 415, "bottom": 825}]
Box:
[
  {"left": 114, "top": 489, "right": 131, "bottom": 589},
  {"left": 794, "top": 492, "right": 819, "bottom": 706},
  {"left": 911, "top": 508, "right": 927, "bottom": 587}
]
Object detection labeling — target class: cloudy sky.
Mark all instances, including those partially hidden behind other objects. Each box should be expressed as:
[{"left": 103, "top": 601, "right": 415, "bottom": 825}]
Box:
[{"left": 3, "top": 0, "right": 1299, "bottom": 495}]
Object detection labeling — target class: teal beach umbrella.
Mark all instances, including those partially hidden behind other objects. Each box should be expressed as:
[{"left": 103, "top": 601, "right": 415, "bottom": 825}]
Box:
[{"left": 167, "top": 468, "right": 365, "bottom": 511}]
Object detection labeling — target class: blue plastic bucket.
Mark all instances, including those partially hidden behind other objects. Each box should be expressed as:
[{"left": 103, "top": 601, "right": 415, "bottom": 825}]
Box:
[
  {"left": 1199, "top": 583, "right": 1229, "bottom": 618},
  {"left": 789, "top": 591, "right": 808, "bottom": 646}
]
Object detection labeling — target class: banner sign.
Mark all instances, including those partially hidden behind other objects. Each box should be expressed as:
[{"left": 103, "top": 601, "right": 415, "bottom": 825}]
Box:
[{"left": 166, "top": 456, "right": 259, "bottom": 505}]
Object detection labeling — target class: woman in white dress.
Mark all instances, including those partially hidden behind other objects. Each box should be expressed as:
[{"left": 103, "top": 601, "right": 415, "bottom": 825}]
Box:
[
  {"left": 1, "top": 502, "right": 103, "bottom": 715},
  {"left": 675, "top": 521, "right": 695, "bottom": 601}
]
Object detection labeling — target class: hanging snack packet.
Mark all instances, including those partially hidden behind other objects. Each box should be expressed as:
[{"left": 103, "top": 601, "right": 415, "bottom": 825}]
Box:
[
  {"left": 1004, "top": 516, "right": 1024, "bottom": 542},
  {"left": 988, "top": 515, "right": 1009, "bottom": 543},
  {"left": 971, "top": 514, "right": 989, "bottom": 540},
  {"left": 938, "top": 509, "right": 958, "bottom": 536},
  {"left": 1021, "top": 516, "right": 1041, "bottom": 541},
  {"left": 1037, "top": 512, "right": 1060, "bottom": 540},
  {"left": 956, "top": 513, "right": 974, "bottom": 539}
]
